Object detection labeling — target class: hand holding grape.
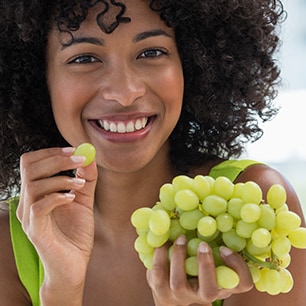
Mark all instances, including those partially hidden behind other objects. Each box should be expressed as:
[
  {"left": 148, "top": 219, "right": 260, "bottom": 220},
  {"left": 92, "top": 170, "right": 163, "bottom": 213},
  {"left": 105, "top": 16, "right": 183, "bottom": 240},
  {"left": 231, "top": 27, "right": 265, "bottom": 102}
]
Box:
[{"left": 16, "top": 144, "right": 97, "bottom": 302}]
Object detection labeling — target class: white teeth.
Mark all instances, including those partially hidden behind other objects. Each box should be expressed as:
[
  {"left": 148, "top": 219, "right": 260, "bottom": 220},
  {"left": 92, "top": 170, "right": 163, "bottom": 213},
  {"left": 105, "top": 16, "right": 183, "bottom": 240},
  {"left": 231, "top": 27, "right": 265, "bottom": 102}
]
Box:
[{"left": 98, "top": 117, "right": 149, "bottom": 133}]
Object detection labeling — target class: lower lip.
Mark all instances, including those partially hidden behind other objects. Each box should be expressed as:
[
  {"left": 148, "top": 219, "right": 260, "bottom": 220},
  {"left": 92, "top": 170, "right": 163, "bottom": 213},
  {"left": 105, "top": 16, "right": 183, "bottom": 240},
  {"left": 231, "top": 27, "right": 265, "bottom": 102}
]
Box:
[{"left": 89, "top": 118, "right": 154, "bottom": 143}]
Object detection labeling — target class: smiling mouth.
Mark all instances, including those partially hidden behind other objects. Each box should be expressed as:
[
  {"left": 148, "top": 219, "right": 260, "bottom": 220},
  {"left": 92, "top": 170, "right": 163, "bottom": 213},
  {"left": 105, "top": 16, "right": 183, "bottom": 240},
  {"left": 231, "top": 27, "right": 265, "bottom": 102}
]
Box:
[{"left": 95, "top": 116, "right": 151, "bottom": 133}]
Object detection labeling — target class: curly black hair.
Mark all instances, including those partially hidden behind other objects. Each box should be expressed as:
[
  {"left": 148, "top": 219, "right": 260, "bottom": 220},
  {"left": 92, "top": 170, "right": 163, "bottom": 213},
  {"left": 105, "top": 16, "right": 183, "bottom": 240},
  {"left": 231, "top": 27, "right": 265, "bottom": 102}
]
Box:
[{"left": 0, "top": 0, "right": 285, "bottom": 198}]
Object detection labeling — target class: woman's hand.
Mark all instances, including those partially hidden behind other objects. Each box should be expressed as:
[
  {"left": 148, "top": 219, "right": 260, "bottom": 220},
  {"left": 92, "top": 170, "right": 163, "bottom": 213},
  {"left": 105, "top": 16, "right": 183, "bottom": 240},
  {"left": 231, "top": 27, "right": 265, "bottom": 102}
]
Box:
[
  {"left": 147, "top": 236, "right": 253, "bottom": 306},
  {"left": 16, "top": 147, "right": 98, "bottom": 304}
]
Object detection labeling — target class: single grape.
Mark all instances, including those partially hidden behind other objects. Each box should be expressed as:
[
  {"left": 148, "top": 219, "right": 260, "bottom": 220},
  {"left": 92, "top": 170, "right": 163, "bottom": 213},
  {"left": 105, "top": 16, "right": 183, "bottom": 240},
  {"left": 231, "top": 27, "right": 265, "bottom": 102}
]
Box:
[
  {"left": 275, "top": 211, "right": 301, "bottom": 235},
  {"left": 197, "top": 216, "right": 217, "bottom": 237},
  {"left": 131, "top": 207, "right": 153, "bottom": 230},
  {"left": 73, "top": 143, "right": 96, "bottom": 166},
  {"left": 240, "top": 203, "right": 261, "bottom": 223},
  {"left": 159, "top": 183, "right": 176, "bottom": 211},
  {"left": 272, "top": 236, "right": 291, "bottom": 257},
  {"left": 267, "top": 184, "right": 287, "bottom": 209},
  {"left": 175, "top": 189, "right": 199, "bottom": 211},
  {"left": 288, "top": 227, "right": 306, "bottom": 248},
  {"left": 258, "top": 204, "right": 276, "bottom": 230},
  {"left": 139, "top": 252, "right": 154, "bottom": 270},
  {"left": 216, "top": 213, "right": 234, "bottom": 232},
  {"left": 213, "top": 176, "right": 234, "bottom": 200},
  {"left": 279, "top": 268, "right": 294, "bottom": 293},
  {"left": 202, "top": 194, "right": 227, "bottom": 217},
  {"left": 246, "top": 240, "right": 271, "bottom": 258},
  {"left": 192, "top": 175, "right": 212, "bottom": 201},
  {"left": 227, "top": 198, "right": 244, "bottom": 219},
  {"left": 216, "top": 266, "right": 240, "bottom": 289},
  {"left": 262, "top": 268, "right": 282, "bottom": 295},
  {"left": 172, "top": 175, "right": 194, "bottom": 192},
  {"left": 134, "top": 233, "right": 154, "bottom": 254},
  {"left": 222, "top": 229, "right": 246, "bottom": 252},
  {"left": 185, "top": 256, "right": 198, "bottom": 277},
  {"left": 241, "top": 181, "right": 263, "bottom": 204},
  {"left": 168, "top": 219, "right": 187, "bottom": 242},
  {"left": 248, "top": 265, "right": 261, "bottom": 283},
  {"left": 236, "top": 220, "right": 258, "bottom": 238},
  {"left": 187, "top": 238, "right": 203, "bottom": 256},
  {"left": 180, "top": 209, "right": 205, "bottom": 230},
  {"left": 251, "top": 228, "right": 271, "bottom": 248},
  {"left": 149, "top": 210, "right": 171, "bottom": 236},
  {"left": 147, "top": 230, "right": 169, "bottom": 248}
]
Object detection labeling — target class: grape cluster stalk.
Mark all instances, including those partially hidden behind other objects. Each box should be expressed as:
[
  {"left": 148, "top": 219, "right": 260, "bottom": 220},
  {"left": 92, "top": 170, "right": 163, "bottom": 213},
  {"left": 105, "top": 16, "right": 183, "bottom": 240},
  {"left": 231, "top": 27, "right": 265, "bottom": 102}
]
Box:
[{"left": 131, "top": 175, "right": 306, "bottom": 295}]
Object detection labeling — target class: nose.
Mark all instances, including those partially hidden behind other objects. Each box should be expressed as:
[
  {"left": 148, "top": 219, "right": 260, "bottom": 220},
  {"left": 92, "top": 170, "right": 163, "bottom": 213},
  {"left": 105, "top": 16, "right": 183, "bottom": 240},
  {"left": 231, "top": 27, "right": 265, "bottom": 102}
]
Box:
[{"left": 99, "top": 63, "right": 146, "bottom": 106}]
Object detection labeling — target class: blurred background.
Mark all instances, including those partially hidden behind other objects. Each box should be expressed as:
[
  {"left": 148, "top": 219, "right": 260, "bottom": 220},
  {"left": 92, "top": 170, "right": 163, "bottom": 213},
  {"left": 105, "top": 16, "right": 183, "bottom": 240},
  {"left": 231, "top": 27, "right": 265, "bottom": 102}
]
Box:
[{"left": 244, "top": 0, "right": 306, "bottom": 215}]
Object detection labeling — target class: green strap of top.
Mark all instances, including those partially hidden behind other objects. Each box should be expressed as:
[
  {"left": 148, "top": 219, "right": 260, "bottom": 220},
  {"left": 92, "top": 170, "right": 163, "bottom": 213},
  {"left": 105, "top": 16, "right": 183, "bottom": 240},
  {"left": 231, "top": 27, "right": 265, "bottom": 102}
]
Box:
[
  {"left": 8, "top": 159, "right": 262, "bottom": 306},
  {"left": 9, "top": 197, "right": 43, "bottom": 306}
]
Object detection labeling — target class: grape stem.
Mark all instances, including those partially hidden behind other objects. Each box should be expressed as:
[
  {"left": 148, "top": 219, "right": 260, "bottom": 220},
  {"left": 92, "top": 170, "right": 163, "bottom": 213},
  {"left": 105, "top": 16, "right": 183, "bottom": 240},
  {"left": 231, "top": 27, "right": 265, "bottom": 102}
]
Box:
[{"left": 241, "top": 250, "right": 279, "bottom": 270}]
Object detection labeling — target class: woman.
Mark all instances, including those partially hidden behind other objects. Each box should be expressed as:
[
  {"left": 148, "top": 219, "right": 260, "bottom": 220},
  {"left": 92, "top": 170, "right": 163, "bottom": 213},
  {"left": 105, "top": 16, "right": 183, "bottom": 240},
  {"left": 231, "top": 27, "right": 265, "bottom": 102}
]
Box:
[{"left": 0, "top": 0, "right": 305, "bottom": 305}]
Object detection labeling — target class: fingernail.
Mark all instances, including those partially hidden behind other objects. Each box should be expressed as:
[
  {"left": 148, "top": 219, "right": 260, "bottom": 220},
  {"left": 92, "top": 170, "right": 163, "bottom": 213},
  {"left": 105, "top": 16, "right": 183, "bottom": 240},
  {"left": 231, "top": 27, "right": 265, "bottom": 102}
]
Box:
[
  {"left": 62, "top": 147, "right": 75, "bottom": 154},
  {"left": 72, "top": 178, "right": 86, "bottom": 185},
  {"left": 199, "top": 242, "right": 210, "bottom": 254},
  {"left": 64, "top": 193, "right": 75, "bottom": 199},
  {"left": 70, "top": 155, "right": 86, "bottom": 163},
  {"left": 220, "top": 246, "right": 233, "bottom": 256},
  {"left": 176, "top": 235, "right": 187, "bottom": 245}
]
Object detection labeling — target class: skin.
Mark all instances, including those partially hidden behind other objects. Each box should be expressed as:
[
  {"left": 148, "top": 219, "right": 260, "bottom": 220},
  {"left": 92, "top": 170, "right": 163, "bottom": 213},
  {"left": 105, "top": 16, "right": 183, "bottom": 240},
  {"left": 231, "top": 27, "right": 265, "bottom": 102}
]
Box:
[{"left": 0, "top": 1, "right": 305, "bottom": 305}]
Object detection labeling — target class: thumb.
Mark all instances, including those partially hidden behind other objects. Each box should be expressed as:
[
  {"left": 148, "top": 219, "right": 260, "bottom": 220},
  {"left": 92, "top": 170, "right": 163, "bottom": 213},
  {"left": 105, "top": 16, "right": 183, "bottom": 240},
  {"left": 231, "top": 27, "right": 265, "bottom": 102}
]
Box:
[{"left": 73, "top": 160, "right": 98, "bottom": 207}]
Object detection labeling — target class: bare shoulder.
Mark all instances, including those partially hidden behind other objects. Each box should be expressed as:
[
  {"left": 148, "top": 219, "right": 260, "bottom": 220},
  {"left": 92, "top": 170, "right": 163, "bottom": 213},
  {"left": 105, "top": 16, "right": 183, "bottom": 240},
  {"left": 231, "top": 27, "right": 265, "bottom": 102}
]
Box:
[
  {"left": 0, "top": 202, "right": 31, "bottom": 305},
  {"left": 235, "top": 163, "right": 305, "bottom": 224}
]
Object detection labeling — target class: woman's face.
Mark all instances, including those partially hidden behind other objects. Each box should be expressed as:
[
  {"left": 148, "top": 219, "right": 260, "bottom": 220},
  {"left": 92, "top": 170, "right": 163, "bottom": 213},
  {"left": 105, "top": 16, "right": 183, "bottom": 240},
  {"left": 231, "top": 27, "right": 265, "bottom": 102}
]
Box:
[{"left": 46, "top": 0, "right": 184, "bottom": 173}]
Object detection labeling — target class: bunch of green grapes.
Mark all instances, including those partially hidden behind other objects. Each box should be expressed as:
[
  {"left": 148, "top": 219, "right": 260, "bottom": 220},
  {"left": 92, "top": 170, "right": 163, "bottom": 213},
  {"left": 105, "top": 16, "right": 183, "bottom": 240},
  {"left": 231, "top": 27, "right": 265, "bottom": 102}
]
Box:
[{"left": 131, "top": 175, "right": 306, "bottom": 295}]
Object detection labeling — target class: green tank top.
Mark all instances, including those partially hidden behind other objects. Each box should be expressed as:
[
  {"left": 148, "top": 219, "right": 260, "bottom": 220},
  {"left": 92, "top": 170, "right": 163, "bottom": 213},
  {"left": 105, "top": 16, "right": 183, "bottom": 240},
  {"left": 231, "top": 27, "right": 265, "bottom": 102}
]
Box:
[{"left": 8, "top": 159, "right": 261, "bottom": 306}]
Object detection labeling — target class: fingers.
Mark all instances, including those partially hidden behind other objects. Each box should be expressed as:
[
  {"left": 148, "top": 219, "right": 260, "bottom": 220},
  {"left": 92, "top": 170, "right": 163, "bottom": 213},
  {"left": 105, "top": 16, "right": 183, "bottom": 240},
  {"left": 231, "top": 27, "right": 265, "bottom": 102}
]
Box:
[{"left": 147, "top": 235, "right": 254, "bottom": 305}]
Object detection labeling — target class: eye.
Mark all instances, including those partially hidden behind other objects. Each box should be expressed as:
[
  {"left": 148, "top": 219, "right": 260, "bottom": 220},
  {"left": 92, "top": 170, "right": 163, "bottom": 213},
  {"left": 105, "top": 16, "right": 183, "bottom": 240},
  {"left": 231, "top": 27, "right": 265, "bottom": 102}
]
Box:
[
  {"left": 68, "top": 54, "right": 100, "bottom": 64},
  {"left": 138, "top": 48, "right": 168, "bottom": 59}
]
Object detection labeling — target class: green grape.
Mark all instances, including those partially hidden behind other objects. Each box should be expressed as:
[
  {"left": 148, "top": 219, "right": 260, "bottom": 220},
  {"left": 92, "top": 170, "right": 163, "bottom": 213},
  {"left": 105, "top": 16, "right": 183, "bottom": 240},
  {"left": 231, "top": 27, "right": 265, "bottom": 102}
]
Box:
[
  {"left": 175, "top": 189, "right": 199, "bottom": 211},
  {"left": 152, "top": 202, "right": 165, "bottom": 211},
  {"left": 222, "top": 229, "right": 246, "bottom": 252},
  {"left": 251, "top": 228, "right": 271, "bottom": 248},
  {"left": 258, "top": 204, "right": 276, "bottom": 230},
  {"left": 73, "top": 143, "right": 96, "bottom": 166},
  {"left": 232, "top": 182, "right": 245, "bottom": 198},
  {"left": 192, "top": 175, "right": 212, "bottom": 201},
  {"left": 248, "top": 265, "right": 261, "bottom": 283},
  {"left": 147, "top": 230, "right": 169, "bottom": 248},
  {"left": 288, "top": 227, "right": 306, "bottom": 248},
  {"left": 272, "top": 236, "right": 291, "bottom": 257},
  {"left": 254, "top": 270, "right": 266, "bottom": 292},
  {"left": 267, "top": 184, "right": 287, "bottom": 209},
  {"left": 240, "top": 203, "right": 261, "bottom": 223},
  {"left": 202, "top": 194, "right": 227, "bottom": 217},
  {"left": 187, "top": 238, "right": 203, "bottom": 256},
  {"left": 213, "top": 176, "right": 234, "bottom": 200},
  {"left": 279, "top": 268, "right": 294, "bottom": 293},
  {"left": 262, "top": 268, "right": 282, "bottom": 295},
  {"left": 180, "top": 209, "right": 204, "bottom": 230},
  {"left": 278, "top": 253, "right": 291, "bottom": 268},
  {"left": 241, "top": 181, "right": 263, "bottom": 204},
  {"left": 139, "top": 252, "right": 154, "bottom": 270},
  {"left": 159, "top": 183, "right": 176, "bottom": 211},
  {"left": 185, "top": 256, "right": 198, "bottom": 277},
  {"left": 216, "top": 213, "right": 234, "bottom": 232},
  {"left": 197, "top": 216, "right": 217, "bottom": 237},
  {"left": 130, "top": 207, "right": 153, "bottom": 230},
  {"left": 134, "top": 233, "right": 154, "bottom": 254},
  {"left": 246, "top": 240, "right": 271, "bottom": 257},
  {"left": 172, "top": 175, "right": 194, "bottom": 192},
  {"left": 227, "top": 198, "right": 244, "bottom": 219},
  {"left": 149, "top": 210, "right": 170, "bottom": 236},
  {"left": 236, "top": 220, "right": 258, "bottom": 238},
  {"left": 168, "top": 219, "right": 187, "bottom": 242},
  {"left": 212, "top": 247, "right": 224, "bottom": 266},
  {"left": 197, "top": 229, "right": 220, "bottom": 242},
  {"left": 275, "top": 211, "right": 301, "bottom": 235},
  {"left": 216, "top": 266, "right": 240, "bottom": 289}
]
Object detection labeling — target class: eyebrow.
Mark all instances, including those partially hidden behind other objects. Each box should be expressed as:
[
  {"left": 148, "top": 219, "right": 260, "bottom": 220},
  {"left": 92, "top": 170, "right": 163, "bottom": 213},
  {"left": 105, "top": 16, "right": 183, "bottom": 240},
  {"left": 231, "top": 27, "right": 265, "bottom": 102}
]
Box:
[
  {"left": 61, "top": 29, "right": 172, "bottom": 50},
  {"left": 133, "top": 29, "right": 173, "bottom": 42}
]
